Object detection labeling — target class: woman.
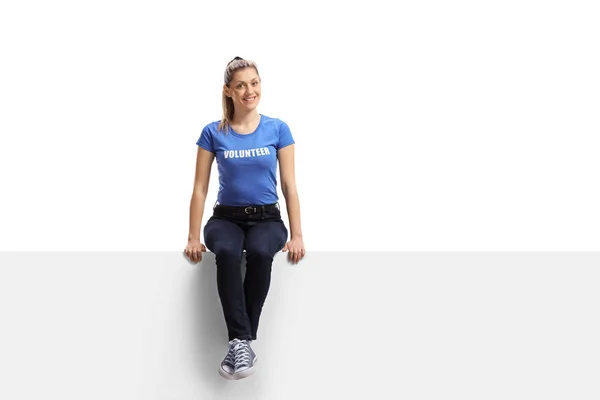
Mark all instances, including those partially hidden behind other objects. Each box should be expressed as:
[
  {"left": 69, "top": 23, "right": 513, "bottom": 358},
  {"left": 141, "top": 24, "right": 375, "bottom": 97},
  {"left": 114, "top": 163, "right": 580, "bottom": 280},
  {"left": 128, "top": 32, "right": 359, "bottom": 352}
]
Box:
[{"left": 184, "top": 57, "right": 305, "bottom": 380}]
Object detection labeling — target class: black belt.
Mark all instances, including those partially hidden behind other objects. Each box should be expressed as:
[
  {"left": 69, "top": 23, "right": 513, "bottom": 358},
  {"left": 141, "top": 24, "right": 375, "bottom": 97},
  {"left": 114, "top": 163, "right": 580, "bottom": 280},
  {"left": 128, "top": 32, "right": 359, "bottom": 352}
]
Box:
[{"left": 214, "top": 202, "right": 279, "bottom": 215}]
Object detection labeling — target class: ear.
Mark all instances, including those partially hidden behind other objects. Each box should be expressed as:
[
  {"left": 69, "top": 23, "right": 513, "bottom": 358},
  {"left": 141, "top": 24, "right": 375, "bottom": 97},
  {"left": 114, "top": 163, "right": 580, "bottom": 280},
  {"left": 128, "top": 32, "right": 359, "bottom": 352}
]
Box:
[{"left": 223, "top": 84, "right": 231, "bottom": 97}]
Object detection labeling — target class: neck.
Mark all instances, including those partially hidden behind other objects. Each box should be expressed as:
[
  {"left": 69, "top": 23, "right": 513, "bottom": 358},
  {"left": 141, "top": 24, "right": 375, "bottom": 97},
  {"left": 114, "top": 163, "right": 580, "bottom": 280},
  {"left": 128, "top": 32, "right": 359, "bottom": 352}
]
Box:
[{"left": 232, "top": 109, "right": 260, "bottom": 125}]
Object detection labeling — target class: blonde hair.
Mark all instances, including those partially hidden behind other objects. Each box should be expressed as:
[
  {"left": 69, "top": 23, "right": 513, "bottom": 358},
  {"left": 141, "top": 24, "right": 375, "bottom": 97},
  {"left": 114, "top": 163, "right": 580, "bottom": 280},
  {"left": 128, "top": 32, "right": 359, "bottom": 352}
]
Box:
[{"left": 217, "top": 57, "right": 261, "bottom": 133}]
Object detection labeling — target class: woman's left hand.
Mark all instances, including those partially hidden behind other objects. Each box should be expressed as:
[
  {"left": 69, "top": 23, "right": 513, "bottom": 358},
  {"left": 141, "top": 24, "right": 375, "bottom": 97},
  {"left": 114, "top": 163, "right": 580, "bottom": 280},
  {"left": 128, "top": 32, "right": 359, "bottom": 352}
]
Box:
[{"left": 282, "top": 237, "right": 305, "bottom": 264}]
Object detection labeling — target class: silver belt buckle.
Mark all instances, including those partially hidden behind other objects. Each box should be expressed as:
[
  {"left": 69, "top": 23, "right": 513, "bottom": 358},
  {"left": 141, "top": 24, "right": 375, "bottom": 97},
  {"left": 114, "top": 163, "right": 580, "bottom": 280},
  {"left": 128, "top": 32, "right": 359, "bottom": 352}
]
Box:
[{"left": 244, "top": 206, "right": 256, "bottom": 214}]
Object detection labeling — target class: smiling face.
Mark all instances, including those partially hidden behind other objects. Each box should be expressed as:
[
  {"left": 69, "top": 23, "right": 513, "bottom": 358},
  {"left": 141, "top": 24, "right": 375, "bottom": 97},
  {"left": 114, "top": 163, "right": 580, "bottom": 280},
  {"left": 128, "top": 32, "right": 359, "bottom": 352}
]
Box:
[{"left": 224, "top": 67, "right": 261, "bottom": 111}]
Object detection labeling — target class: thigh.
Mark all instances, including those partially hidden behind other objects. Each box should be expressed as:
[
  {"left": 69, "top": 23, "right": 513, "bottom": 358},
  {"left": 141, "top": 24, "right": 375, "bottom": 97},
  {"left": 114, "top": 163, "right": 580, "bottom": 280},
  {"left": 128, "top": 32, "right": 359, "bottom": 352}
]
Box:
[
  {"left": 245, "top": 220, "right": 288, "bottom": 255},
  {"left": 204, "top": 216, "right": 245, "bottom": 254}
]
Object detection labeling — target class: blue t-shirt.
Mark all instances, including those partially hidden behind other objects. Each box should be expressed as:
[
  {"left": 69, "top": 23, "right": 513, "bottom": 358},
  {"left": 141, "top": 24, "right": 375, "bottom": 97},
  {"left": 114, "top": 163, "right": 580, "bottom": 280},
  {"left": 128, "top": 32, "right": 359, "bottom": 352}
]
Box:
[{"left": 196, "top": 114, "right": 295, "bottom": 206}]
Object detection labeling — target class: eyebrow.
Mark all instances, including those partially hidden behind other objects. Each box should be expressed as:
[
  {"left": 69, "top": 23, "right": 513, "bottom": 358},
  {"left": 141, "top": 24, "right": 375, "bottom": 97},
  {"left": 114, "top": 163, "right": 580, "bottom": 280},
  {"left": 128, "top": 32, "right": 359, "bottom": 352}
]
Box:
[{"left": 235, "top": 78, "right": 259, "bottom": 84}]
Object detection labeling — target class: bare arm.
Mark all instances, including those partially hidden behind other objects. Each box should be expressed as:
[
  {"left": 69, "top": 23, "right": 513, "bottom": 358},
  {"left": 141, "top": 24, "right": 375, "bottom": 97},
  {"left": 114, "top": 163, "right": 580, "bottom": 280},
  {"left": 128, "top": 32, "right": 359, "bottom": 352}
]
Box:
[
  {"left": 278, "top": 144, "right": 305, "bottom": 263},
  {"left": 187, "top": 147, "right": 214, "bottom": 254},
  {"left": 278, "top": 144, "right": 303, "bottom": 239}
]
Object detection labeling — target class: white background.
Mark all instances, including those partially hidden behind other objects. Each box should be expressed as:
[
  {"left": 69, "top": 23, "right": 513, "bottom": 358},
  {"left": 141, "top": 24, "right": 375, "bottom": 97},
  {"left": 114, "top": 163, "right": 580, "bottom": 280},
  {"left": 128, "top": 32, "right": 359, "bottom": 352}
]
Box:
[
  {"left": 1, "top": 2, "right": 600, "bottom": 399},
  {"left": 1, "top": 0, "right": 599, "bottom": 251}
]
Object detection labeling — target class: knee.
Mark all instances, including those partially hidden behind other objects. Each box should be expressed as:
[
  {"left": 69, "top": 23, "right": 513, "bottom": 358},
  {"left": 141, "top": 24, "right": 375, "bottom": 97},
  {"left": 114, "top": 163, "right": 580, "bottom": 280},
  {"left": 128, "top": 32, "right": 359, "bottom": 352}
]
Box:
[
  {"left": 212, "top": 242, "right": 242, "bottom": 263},
  {"left": 246, "top": 248, "right": 275, "bottom": 263}
]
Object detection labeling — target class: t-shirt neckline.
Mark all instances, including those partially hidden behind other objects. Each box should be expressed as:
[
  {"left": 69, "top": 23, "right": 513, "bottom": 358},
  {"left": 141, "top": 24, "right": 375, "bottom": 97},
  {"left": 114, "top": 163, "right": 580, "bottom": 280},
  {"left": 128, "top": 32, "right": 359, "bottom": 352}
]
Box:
[{"left": 229, "top": 114, "right": 263, "bottom": 138}]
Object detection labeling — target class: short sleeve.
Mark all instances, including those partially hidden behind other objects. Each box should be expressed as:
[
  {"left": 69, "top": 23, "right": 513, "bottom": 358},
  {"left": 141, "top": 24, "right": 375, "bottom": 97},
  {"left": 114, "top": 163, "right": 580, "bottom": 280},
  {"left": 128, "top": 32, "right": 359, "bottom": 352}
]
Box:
[
  {"left": 277, "top": 120, "right": 295, "bottom": 150},
  {"left": 196, "top": 125, "right": 215, "bottom": 153}
]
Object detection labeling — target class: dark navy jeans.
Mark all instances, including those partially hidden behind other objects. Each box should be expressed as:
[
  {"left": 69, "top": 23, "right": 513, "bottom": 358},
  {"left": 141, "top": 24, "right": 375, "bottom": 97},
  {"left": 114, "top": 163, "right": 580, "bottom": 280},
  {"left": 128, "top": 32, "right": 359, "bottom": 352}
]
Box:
[{"left": 204, "top": 203, "right": 288, "bottom": 341}]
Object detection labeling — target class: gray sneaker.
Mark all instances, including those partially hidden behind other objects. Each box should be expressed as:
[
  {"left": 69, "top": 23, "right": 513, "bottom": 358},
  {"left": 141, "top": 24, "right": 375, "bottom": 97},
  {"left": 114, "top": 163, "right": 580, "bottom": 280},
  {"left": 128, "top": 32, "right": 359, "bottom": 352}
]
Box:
[
  {"left": 218, "top": 340, "right": 238, "bottom": 379},
  {"left": 231, "top": 339, "right": 257, "bottom": 380}
]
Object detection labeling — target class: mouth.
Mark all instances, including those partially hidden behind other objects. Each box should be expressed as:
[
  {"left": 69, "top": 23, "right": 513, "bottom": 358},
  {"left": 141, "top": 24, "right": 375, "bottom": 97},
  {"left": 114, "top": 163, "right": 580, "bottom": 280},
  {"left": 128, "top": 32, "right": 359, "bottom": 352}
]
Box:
[{"left": 243, "top": 96, "right": 257, "bottom": 103}]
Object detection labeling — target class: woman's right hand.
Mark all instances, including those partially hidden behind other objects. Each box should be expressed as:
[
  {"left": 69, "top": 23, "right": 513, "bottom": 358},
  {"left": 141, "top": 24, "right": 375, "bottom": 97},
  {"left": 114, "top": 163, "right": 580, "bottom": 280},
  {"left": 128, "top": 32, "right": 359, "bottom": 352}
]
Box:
[{"left": 184, "top": 239, "right": 207, "bottom": 263}]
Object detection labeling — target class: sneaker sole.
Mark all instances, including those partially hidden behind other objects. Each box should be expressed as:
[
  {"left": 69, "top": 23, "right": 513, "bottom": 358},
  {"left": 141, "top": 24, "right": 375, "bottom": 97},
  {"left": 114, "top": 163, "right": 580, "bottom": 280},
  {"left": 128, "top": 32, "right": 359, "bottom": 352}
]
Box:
[{"left": 218, "top": 365, "right": 236, "bottom": 380}]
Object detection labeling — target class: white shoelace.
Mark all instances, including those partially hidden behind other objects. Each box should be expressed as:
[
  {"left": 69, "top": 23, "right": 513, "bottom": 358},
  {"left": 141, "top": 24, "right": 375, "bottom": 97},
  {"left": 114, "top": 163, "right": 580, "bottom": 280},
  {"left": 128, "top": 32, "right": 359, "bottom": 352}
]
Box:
[
  {"left": 231, "top": 339, "right": 251, "bottom": 369},
  {"left": 223, "top": 345, "right": 236, "bottom": 367}
]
